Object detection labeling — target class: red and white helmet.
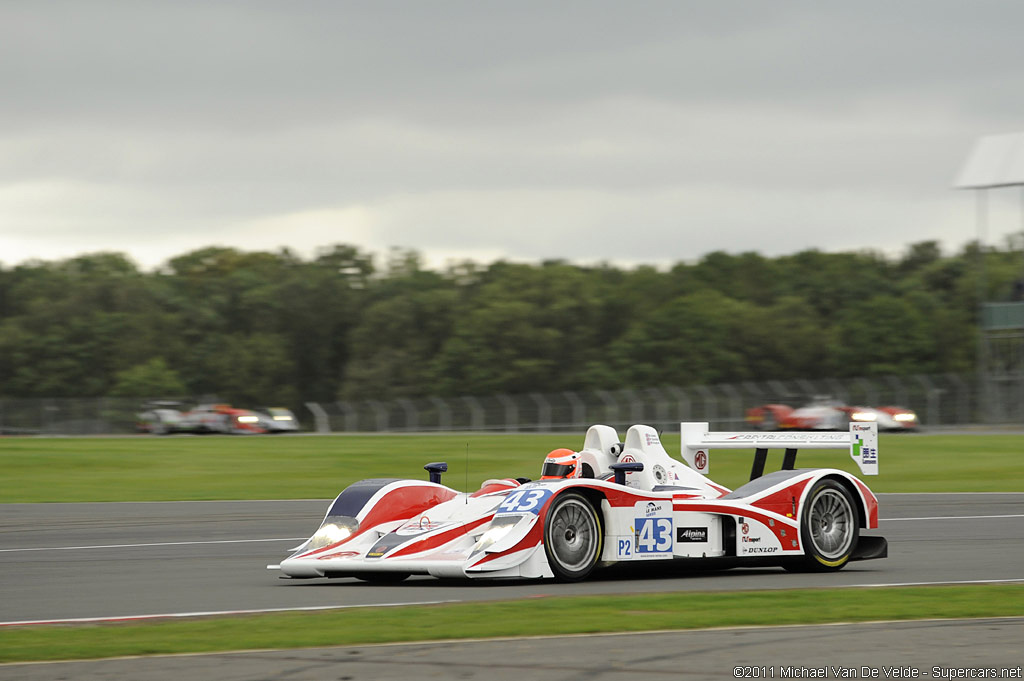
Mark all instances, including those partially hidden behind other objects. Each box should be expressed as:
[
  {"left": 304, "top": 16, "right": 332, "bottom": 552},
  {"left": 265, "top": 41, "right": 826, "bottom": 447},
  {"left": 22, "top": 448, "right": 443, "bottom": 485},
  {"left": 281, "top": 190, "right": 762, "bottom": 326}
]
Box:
[{"left": 540, "top": 448, "right": 582, "bottom": 480}]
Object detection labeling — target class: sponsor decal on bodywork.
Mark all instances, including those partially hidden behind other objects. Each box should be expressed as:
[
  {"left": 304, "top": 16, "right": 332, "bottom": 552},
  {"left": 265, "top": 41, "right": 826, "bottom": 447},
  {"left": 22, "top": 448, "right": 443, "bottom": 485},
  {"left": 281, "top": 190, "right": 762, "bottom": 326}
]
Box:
[
  {"left": 677, "top": 527, "right": 708, "bottom": 543},
  {"left": 851, "top": 423, "right": 879, "bottom": 475},
  {"left": 735, "top": 516, "right": 784, "bottom": 556},
  {"left": 694, "top": 450, "right": 708, "bottom": 472}
]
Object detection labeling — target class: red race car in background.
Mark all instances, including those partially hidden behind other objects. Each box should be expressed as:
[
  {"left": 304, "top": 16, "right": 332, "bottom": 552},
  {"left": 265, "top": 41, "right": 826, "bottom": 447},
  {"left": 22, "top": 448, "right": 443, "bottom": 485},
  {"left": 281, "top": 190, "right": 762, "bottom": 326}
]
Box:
[
  {"left": 176, "top": 404, "right": 268, "bottom": 434},
  {"left": 746, "top": 398, "right": 918, "bottom": 432}
]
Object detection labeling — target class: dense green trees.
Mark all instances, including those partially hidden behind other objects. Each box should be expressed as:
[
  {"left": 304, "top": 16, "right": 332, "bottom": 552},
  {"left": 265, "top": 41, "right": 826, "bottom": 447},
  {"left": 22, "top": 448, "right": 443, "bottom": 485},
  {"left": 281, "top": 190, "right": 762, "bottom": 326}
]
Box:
[{"left": 1, "top": 238, "right": 1021, "bottom": 406}]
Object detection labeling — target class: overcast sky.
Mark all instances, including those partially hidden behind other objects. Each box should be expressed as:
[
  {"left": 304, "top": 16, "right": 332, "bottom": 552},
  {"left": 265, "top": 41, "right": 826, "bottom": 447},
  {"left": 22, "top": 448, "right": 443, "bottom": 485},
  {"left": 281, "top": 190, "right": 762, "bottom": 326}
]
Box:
[{"left": 2, "top": 1, "right": 1023, "bottom": 271}]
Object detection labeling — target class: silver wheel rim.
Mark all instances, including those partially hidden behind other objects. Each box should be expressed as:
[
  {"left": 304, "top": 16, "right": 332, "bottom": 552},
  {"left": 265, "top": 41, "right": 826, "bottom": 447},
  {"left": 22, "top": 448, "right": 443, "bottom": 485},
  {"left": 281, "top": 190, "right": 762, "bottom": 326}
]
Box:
[
  {"left": 548, "top": 498, "right": 598, "bottom": 572},
  {"left": 809, "top": 488, "right": 854, "bottom": 559}
]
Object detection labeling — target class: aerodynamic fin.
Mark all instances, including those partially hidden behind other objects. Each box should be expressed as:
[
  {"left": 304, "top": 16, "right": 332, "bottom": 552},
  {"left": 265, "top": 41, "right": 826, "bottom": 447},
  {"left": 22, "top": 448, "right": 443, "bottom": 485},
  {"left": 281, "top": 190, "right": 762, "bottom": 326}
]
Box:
[{"left": 680, "top": 421, "right": 878, "bottom": 479}]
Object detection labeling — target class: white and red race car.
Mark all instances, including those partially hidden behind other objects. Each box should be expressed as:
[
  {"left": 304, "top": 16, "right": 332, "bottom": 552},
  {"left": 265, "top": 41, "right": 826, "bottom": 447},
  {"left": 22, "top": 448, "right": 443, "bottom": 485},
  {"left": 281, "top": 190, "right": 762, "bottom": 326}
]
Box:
[
  {"left": 747, "top": 400, "right": 919, "bottom": 432},
  {"left": 270, "top": 422, "right": 885, "bottom": 582}
]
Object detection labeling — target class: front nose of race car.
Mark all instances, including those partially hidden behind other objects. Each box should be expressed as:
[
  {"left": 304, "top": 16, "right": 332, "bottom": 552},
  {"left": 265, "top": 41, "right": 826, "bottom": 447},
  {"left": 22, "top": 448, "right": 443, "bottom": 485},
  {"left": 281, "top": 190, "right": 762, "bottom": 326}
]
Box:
[{"left": 272, "top": 515, "right": 361, "bottom": 577}]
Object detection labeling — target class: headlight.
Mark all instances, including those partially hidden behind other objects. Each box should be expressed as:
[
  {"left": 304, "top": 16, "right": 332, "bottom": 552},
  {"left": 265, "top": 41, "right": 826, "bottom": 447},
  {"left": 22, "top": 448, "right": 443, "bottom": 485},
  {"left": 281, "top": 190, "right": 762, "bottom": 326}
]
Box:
[
  {"left": 310, "top": 523, "right": 352, "bottom": 548},
  {"left": 237, "top": 415, "right": 259, "bottom": 423},
  {"left": 893, "top": 412, "right": 917, "bottom": 422},
  {"left": 851, "top": 411, "right": 877, "bottom": 422},
  {"left": 273, "top": 415, "right": 293, "bottom": 421},
  {"left": 300, "top": 516, "right": 359, "bottom": 552},
  {"left": 472, "top": 516, "right": 522, "bottom": 553}
]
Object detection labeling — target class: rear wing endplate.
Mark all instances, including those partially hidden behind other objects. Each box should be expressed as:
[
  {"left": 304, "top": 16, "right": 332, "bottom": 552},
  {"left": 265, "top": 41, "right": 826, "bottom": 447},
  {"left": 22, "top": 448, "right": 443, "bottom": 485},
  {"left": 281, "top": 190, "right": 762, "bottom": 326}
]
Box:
[{"left": 680, "top": 421, "right": 878, "bottom": 480}]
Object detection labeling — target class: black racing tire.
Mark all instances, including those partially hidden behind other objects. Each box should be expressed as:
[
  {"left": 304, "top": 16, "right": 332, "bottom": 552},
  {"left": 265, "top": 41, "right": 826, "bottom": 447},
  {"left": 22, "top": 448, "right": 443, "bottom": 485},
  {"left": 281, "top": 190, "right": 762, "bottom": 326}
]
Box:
[
  {"left": 760, "top": 409, "right": 777, "bottom": 431},
  {"left": 543, "top": 492, "right": 602, "bottom": 582},
  {"left": 352, "top": 572, "right": 410, "bottom": 584},
  {"left": 791, "top": 479, "right": 860, "bottom": 572}
]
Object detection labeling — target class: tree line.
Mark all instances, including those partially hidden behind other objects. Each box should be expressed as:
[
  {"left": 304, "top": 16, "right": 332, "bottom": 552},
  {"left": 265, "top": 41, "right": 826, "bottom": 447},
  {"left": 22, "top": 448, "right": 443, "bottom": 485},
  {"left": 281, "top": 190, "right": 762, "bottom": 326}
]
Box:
[{"left": 1, "top": 239, "right": 1022, "bottom": 408}]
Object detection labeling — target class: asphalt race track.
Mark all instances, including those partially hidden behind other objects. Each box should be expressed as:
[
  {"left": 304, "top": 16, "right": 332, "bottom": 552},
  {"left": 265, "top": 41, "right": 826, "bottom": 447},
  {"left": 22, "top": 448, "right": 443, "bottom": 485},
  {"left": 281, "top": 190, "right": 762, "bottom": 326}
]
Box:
[
  {"left": 1, "top": 494, "right": 1023, "bottom": 680},
  {"left": 2, "top": 494, "right": 1022, "bottom": 624}
]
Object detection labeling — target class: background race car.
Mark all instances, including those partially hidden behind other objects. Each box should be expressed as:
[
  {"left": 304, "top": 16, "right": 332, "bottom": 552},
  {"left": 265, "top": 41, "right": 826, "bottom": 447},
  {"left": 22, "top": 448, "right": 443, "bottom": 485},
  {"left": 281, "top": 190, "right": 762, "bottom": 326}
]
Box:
[
  {"left": 746, "top": 398, "right": 918, "bottom": 432},
  {"left": 254, "top": 407, "right": 300, "bottom": 433},
  {"left": 135, "top": 401, "right": 185, "bottom": 435},
  {"left": 176, "top": 404, "right": 268, "bottom": 434}
]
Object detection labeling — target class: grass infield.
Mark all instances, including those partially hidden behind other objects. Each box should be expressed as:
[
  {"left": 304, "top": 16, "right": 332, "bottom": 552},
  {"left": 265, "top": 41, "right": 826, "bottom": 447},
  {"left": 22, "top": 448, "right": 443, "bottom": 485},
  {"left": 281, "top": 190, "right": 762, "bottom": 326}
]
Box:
[
  {"left": 1, "top": 432, "right": 1022, "bottom": 503},
  {"left": 0, "top": 585, "right": 1022, "bottom": 663}
]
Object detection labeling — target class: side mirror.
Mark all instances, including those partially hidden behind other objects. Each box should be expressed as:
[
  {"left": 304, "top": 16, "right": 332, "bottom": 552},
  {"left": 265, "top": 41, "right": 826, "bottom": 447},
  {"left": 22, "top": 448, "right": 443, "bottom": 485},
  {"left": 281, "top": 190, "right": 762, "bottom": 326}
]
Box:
[
  {"left": 424, "top": 462, "right": 448, "bottom": 485},
  {"left": 609, "top": 462, "right": 643, "bottom": 486}
]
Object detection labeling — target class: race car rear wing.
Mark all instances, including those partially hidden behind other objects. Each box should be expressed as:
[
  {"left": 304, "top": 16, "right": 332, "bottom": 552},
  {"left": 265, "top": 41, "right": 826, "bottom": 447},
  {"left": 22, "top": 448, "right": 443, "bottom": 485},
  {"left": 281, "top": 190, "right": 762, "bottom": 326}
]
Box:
[{"left": 680, "top": 421, "right": 878, "bottom": 480}]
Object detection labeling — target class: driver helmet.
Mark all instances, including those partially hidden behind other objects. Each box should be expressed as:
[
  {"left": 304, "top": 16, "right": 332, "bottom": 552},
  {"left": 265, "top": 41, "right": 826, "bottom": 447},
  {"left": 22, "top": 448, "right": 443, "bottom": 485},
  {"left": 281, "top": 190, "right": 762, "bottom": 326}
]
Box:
[{"left": 540, "top": 448, "right": 582, "bottom": 480}]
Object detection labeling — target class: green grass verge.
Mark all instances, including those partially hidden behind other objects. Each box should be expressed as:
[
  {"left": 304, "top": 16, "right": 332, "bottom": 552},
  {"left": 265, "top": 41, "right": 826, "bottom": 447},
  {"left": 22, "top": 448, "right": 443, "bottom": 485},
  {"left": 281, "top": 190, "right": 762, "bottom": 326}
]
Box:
[
  {"left": 1, "top": 585, "right": 1022, "bottom": 663},
  {"left": 1, "top": 432, "right": 1022, "bottom": 503}
]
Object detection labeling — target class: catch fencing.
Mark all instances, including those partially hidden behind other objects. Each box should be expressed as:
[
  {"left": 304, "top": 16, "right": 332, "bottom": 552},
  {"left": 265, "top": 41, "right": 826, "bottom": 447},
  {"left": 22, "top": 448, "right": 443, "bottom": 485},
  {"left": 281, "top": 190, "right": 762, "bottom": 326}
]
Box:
[
  {"left": 313, "top": 373, "right": 989, "bottom": 434},
  {"left": 0, "top": 373, "right": 1014, "bottom": 436}
]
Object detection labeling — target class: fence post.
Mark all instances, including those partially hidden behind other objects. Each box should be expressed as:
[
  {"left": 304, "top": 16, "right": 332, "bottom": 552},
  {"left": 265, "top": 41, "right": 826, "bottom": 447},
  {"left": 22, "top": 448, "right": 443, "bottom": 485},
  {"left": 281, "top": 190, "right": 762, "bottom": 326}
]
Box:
[
  {"left": 396, "top": 398, "right": 418, "bottom": 432},
  {"left": 497, "top": 394, "right": 518, "bottom": 432},
  {"left": 366, "top": 400, "right": 388, "bottom": 432},
  {"left": 647, "top": 387, "right": 669, "bottom": 431},
  {"left": 912, "top": 375, "right": 939, "bottom": 426},
  {"left": 693, "top": 385, "right": 716, "bottom": 429},
  {"left": 766, "top": 380, "right": 791, "bottom": 401},
  {"left": 854, "top": 377, "right": 877, "bottom": 406},
  {"left": 462, "top": 396, "right": 485, "bottom": 431},
  {"left": 884, "top": 375, "right": 909, "bottom": 408},
  {"left": 665, "top": 386, "right": 691, "bottom": 423},
  {"left": 304, "top": 402, "right": 331, "bottom": 433},
  {"left": 595, "top": 390, "right": 619, "bottom": 428},
  {"left": 619, "top": 389, "right": 644, "bottom": 425},
  {"left": 945, "top": 373, "right": 971, "bottom": 424},
  {"left": 337, "top": 401, "right": 358, "bottom": 432},
  {"left": 429, "top": 397, "right": 452, "bottom": 431},
  {"left": 563, "top": 391, "right": 585, "bottom": 431},
  {"left": 717, "top": 383, "right": 742, "bottom": 429},
  {"left": 529, "top": 393, "right": 551, "bottom": 432}
]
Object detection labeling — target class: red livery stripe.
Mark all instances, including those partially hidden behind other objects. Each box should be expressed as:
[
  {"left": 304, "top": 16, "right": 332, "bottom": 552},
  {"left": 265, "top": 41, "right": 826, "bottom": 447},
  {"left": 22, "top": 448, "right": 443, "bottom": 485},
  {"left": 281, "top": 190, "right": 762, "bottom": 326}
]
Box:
[{"left": 388, "top": 516, "right": 492, "bottom": 558}]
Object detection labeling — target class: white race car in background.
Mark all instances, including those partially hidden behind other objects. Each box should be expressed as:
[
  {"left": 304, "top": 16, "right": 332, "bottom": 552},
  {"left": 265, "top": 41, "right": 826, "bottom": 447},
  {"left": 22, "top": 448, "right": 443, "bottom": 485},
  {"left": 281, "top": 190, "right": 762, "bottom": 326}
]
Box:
[
  {"left": 255, "top": 407, "right": 300, "bottom": 433},
  {"left": 747, "top": 399, "right": 918, "bottom": 432},
  {"left": 176, "top": 404, "right": 267, "bottom": 434},
  {"left": 136, "top": 401, "right": 185, "bottom": 435}
]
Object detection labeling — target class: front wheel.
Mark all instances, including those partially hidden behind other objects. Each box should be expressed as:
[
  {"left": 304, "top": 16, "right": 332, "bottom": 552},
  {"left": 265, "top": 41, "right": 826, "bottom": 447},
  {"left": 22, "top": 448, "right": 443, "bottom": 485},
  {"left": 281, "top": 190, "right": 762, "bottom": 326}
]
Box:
[
  {"left": 792, "top": 479, "right": 860, "bottom": 571},
  {"left": 543, "top": 492, "right": 602, "bottom": 582}
]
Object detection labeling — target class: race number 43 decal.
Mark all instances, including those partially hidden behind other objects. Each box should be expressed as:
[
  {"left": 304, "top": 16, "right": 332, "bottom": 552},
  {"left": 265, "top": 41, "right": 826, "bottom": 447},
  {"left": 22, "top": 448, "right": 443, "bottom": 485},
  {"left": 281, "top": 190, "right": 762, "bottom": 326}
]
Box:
[
  {"left": 496, "top": 488, "right": 553, "bottom": 515},
  {"left": 631, "top": 500, "right": 674, "bottom": 559}
]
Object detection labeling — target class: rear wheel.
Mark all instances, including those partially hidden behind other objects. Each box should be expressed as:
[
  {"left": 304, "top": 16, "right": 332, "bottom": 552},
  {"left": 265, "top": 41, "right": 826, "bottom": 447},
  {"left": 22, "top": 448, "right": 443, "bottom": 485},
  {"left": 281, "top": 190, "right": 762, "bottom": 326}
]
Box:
[
  {"left": 793, "top": 479, "right": 859, "bottom": 571},
  {"left": 543, "top": 493, "right": 602, "bottom": 582}
]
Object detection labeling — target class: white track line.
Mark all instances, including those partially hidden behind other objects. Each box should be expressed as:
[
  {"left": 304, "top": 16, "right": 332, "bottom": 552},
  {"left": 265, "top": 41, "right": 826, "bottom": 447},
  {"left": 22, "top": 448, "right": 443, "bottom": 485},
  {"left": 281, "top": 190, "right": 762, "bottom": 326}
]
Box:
[
  {"left": 0, "top": 601, "right": 458, "bottom": 628},
  {"left": 4, "top": 580, "right": 1024, "bottom": 628},
  {"left": 0, "top": 537, "right": 305, "bottom": 553},
  {"left": 4, "top": 514, "right": 1022, "bottom": 554},
  {"left": 882, "top": 514, "right": 1024, "bottom": 522},
  {"left": 847, "top": 578, "right": 1024, "bottom": 588}
]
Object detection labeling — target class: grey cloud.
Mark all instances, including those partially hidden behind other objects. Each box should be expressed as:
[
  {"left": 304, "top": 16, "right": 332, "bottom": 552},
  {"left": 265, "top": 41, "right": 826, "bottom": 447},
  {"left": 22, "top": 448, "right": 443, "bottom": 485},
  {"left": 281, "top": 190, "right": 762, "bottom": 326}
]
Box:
[{"left": 1, "top": 1, "right": 1021, "bottom": 269}]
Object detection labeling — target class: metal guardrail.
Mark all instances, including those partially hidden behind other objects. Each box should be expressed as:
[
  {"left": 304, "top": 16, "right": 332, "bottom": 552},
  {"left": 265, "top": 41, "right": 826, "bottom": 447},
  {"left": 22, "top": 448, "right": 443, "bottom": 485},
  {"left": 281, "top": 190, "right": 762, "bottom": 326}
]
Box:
[{"left": 0, "top": 373, "right": 1015, "bottom": 436}]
